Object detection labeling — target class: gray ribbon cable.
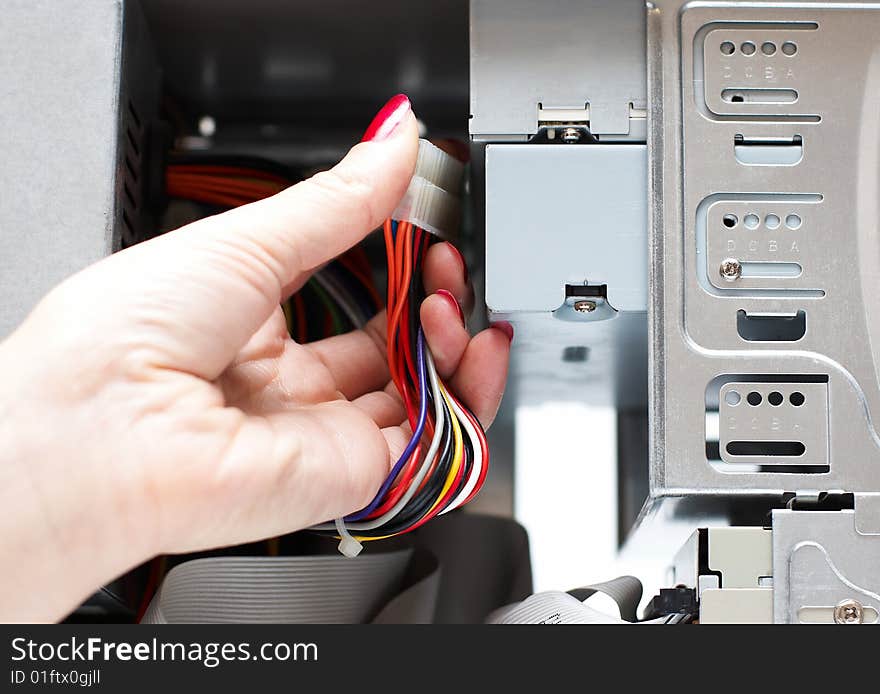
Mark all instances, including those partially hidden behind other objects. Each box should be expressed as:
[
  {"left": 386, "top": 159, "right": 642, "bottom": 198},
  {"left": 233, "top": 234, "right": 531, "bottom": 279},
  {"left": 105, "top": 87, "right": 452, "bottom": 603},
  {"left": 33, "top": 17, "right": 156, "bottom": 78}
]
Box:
[
  {"left": 487, "top": 575, "right": 680, "bottom": 625},
  {"left": 567, "top": 575, "right": 643, "bottom": 622},
  {"left": 141, "top": 551, "right": 430, "bottom": 624}
]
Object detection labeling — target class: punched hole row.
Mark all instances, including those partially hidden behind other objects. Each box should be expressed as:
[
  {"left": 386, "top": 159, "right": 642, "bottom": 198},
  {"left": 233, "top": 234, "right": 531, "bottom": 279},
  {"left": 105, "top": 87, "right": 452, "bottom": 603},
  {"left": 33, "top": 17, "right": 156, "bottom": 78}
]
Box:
[
  {"left": 725, "top": 390, "right": 805, "bottom": 407},
  {"left": 722, "top": 213, "right": 802, "bottom": 230},
  {"left": 720, "top": 41, "right": 797, "bottom": 56}
]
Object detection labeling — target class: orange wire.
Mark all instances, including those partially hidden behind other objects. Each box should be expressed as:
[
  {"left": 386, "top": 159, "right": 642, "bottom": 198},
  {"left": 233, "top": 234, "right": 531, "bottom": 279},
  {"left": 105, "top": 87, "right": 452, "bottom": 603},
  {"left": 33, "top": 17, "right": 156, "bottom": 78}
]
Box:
[
  {"left": 167, "top": 174, "right": 281, "bottom": 199},
  {"left": 168, "top": 174, "right": 281, "bottom": 192},
  {"left": 168, "top": 186, "right": 253, "bottom": 208},
  {"left": 384, "top": 220, "right": 398, "bottom": 368},
  {"left": 387, "top": 223, "right": 413, "bottom": 396},
  {"left": 168, "top": 164, "right": 289, "bottom": 186}
]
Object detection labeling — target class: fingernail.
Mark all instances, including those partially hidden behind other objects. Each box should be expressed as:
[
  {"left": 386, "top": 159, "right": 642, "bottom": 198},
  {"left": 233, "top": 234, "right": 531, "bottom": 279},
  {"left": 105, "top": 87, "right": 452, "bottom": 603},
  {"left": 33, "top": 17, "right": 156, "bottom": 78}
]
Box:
[
  {"left": 445, "top": 242, "right": 469, "bottom": 283},
  {"left": 492, "top": 321, "right": 514, "bottom": 343},
  {"left": 436, "top": 289, "right": 465, "bottom": 325},
  {"left": 361, "top": 94, "right": 411, "bottom": 142}
]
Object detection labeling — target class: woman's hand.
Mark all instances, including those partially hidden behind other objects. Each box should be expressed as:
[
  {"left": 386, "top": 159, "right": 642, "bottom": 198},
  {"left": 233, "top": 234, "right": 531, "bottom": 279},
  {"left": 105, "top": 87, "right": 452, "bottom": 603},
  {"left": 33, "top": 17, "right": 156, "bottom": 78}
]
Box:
[{"left": 0, "top": 98, "right": 511, "bottom": 622}]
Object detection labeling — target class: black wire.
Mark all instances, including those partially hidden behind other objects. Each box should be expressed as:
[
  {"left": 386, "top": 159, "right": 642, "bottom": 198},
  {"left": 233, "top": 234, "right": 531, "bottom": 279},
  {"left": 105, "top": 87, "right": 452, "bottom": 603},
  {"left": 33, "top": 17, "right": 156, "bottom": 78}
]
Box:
[
  {"left": 313, "top": 225, "right": 478, "bottom": 538},
  {"left": 349, "top": 394, "right": 456, "bottom": 537}
]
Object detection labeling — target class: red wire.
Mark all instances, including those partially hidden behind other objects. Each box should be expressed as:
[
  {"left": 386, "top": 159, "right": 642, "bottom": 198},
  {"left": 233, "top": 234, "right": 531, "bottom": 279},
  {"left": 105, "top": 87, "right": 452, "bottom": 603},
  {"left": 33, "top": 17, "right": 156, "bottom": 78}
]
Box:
[
  {"left": 167, "top": 175, "right": 280, "bottom": 200},
  {"left": 458, "top": 399, "right": 490, "bottom": 505},
  {"left": 363, "top": 444, "right": 423, "bottom": 519},
  {"left": 168, "top": 186, "right": 253, "bottom": 208},
  {"left": 168, "top": 164, "right": 289, "bottom": 186},
  {"left": 293, "top": 292, "right": 307, "bottom": 343}
]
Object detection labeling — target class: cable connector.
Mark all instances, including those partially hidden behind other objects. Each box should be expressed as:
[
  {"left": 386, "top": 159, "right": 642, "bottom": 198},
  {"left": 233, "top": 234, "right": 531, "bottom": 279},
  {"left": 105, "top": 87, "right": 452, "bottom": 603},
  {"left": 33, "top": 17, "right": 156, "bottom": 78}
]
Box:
[
  {"left": 412, "top": 139, "right": 465, "bottom": 193},
  {"left": 392, "top": 139, "right": 465, "bottom": 241}
]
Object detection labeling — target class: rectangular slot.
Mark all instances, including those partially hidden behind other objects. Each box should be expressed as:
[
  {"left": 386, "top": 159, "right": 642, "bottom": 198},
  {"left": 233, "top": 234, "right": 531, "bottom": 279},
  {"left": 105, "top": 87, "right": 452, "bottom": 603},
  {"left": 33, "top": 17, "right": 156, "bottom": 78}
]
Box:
[
  {"left": 737, "top": 310, "right": 806, "bottom": 342},
  {"left": 726, "top": 441, "right": 805, "bottom": 457},
  {"left": 712, "top": 380, "right": 829, "bottom": 471},
  {"left": 734, "top": 134, "right": 803, "bottom": 166},
  {"left": 740, "top": 261, "right": 802, "bottom": 279},
  {"left": 565, "top": 283, "right": 607, "bottom": 298},
  {"left": 721, "top": 88, "right": 798, "bottom": 104}
]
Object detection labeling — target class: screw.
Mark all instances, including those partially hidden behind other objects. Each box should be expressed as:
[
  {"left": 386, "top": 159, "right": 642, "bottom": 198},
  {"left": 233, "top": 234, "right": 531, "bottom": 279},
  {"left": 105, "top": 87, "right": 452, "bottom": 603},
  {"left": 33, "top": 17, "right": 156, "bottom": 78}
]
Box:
[
  {"left": 562, "top": 127, "right": 581, "bottom": 143},
  {"left": 834, "top": 599, "right": 864, "bottom": 624},
  {"left": 573, "top": 300, "right": 597, "bottom": 313},
  {"left": 719, "top": 258, "right": 742, "bottom": 281}
]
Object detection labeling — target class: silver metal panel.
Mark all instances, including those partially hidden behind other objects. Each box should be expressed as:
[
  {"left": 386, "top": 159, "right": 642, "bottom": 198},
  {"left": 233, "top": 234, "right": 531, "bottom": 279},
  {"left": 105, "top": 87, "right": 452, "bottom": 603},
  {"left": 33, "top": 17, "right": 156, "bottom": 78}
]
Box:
[
  {"left": 484, "top": 144, "right": 647, "bottom": 407},
  {"left": 485, "top": 145, "right": 647, "bottom": 314},
  {"left": 718, "top": 381, "right": 828, "bottom": 467},
  {"left": 649, "top": 0, "right": 880, "bottom": 496},
  {"left": 0, "top": 0, "right": 124, "bottom": 335},
  {"left": 703, "top": 197, "right": 822, "bottom": 294},
  {"left": 469, "top": 0, "right": 647, "bottom": 139},
  {"left": 772, "top": 505, "right": 880, "bottom": 624},
  {"left": 700, "top": 23, "right": 823, "bottom": 120}
]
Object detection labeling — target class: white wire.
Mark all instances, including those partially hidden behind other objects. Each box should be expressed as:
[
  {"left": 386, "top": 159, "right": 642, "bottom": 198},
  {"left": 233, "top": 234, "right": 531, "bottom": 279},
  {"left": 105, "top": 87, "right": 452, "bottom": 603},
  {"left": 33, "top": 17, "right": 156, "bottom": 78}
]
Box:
[
  {"left": 311, "top": 349, "right": 447, "bottom": 532},
  {"left": 312, "top": 270, "right": 366, "bottom": 328},
  {"left": 438, "top": 388, "right": 483, "bottom": 514}
]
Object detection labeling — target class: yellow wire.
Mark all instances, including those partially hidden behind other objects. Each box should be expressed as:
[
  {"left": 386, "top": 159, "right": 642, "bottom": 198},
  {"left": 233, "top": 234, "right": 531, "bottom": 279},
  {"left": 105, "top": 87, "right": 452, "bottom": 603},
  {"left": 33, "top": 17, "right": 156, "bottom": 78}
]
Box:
[{"left": 353, "top": 379, "right": 464, "bottom": 542}]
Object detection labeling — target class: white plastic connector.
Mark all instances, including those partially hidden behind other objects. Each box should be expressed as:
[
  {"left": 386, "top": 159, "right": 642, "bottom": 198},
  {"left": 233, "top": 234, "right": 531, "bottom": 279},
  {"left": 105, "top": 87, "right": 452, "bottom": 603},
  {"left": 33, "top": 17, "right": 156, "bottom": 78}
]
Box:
[
  {"left": 334, "top": 518, "right": 363, "bottom": 557},
  {"left": 392, "top": 178, "right": 462, "bottom": 240},
  {"left": 392, "top": 139, "right": 464, "bottom": 240},
  {"left": 412, "top": 139, "right": 465, "bottom": 193}
]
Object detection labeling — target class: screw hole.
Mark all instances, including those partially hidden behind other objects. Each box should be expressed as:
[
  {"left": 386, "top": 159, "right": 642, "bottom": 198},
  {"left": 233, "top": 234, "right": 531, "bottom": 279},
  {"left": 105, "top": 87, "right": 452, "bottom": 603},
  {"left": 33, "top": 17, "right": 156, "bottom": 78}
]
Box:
[
  {"left": 782, "top": 41, "right": 798, "bottom": 56},
  {"left": 723, "top": 214, "right": 738, "bottom": 228},
  {"left": 741, "top": 42, "right": 756, "bottom": 56},
  {"left": 720, "top": 41, "right": 736, "bottom": 55},
  {"left": 744, "top": 213, "right": 760, "bottom": 229},
  {"left": 747, "top": 391, "right": 763, "bottom": 406},
  {"left": 725, "top": 390, "right": 742, "bottom": 406},
  {"left": 765, "top": 213, "right": 781, "bottom": 230},
  {"left": 762, "top": 41, "right": 777, "bottom": 56},
  {"left": 768, "top": 391, "right": 784, "bottom": 406},
  {"left": 790, "top": 391, "right": 805, "bottom": 406},
  {"left": 786, "top": 214, "right": 802, "bottom": 229}
]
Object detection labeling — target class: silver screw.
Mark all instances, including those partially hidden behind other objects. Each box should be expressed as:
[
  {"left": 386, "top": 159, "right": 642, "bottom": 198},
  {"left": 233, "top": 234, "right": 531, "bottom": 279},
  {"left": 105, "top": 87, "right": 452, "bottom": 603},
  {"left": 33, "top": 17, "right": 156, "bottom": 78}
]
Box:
[
  {"left": 573, "top": 300, "right": 597, "bottom": 313},
  {"left": 719, "top": 258, "right": 742, "bottom": 282},
  {"left": 562, "top": 127, "right": 581, "bottom": 143},
  {"left": 834, "top": 599, "right": 864, "bottom": 624}
]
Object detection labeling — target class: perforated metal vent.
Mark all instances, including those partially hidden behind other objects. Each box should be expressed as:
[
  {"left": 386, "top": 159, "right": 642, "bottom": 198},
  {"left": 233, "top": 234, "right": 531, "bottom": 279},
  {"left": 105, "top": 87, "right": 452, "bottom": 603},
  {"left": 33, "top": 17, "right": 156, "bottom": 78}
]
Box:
[{"left": 119, "top": 98, "right": 144, "bottom": 248}]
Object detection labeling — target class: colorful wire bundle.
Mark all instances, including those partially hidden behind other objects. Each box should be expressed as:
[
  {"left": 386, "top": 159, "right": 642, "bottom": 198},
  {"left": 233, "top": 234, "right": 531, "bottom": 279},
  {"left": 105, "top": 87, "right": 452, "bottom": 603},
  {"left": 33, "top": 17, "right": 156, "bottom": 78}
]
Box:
[
  {"left": 313, "top": 219, "right": 489, "bottom": 551},
  {"left": 166, "top": 162, "right": 289, "bottom": 207},
  {"left": 166, "top": 161, "right": 381, "bottom": 343},
  {"left": 166, "top": 152, "right": 488, "bottom": 553}
]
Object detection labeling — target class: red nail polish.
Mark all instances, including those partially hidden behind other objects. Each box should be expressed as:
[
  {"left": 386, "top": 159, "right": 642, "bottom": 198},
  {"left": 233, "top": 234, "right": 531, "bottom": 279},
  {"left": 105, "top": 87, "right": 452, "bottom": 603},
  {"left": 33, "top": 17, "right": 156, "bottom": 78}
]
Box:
[
  {"left": 361, "top": 94, "right": 411, "bottom": 142},
  {"left": 492, "top": 321, "right": 514, "bottom": 343},
  {"left": 445, "top": 242, "right": 469, "bottom": 283},
  {"left": 436, "top": 289, "right": 465, "bottom": 325}
]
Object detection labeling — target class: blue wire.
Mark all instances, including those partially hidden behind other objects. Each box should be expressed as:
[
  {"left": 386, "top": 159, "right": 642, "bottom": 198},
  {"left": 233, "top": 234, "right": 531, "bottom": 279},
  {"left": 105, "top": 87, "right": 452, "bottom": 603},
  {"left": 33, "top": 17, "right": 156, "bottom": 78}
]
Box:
[{"left": 345, "top": 328, "right": 428, "bottom": 521}]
